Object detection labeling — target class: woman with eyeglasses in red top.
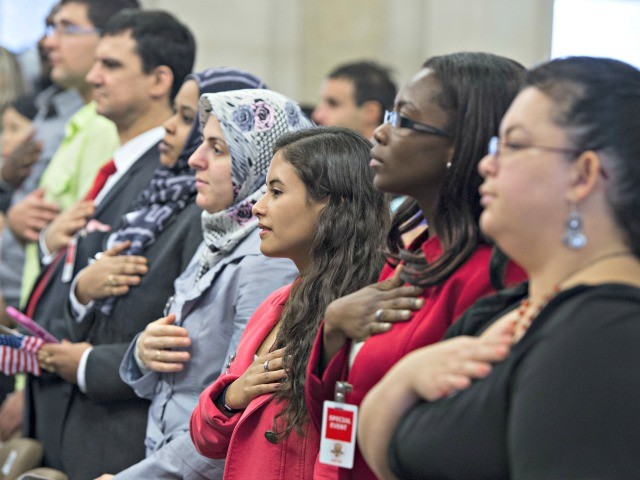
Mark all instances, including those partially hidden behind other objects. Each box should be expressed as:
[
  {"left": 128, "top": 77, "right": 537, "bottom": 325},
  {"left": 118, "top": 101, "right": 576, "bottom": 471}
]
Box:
[{"left": 306, "top": 52, "right": 527, "bottom": 480}]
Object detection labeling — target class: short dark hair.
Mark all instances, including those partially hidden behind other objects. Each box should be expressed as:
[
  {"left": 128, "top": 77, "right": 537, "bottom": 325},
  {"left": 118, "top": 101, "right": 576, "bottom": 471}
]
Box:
[
  {"left": 60, "top": 0, "right": 140, "bottom": 30},
  {"left": 102, "top": 9, "right": 195, "bottom": 100},
  {"left": 328, "top": 61, "right": 397, "bottom": 123},
  {"left": 526, "top": 56, "right": 640, "bottom": 259}
]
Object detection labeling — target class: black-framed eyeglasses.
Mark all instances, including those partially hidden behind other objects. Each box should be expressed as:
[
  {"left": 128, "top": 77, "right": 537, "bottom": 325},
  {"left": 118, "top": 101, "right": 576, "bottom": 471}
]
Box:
[
  {"left": 45, "top": 23, "right": 101, "bottom": 38},
  {"left": 487, "top": 136, "right": 608, "bottom": 179},
  {"left": 383, "top": 110, "right": 451, "bottom": 138}
]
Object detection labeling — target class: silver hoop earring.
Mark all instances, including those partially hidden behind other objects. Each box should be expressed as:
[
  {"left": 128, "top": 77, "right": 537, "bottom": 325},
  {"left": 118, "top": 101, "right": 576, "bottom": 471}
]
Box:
[{"left": 562, "top": 201, "right": 587, "bottom": 250}]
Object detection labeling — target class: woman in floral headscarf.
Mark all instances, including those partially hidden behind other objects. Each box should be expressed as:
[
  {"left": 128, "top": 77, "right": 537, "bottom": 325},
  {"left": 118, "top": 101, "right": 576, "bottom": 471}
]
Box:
[{"left": 107, "top": 88, "right": 308, "bottom": 480}]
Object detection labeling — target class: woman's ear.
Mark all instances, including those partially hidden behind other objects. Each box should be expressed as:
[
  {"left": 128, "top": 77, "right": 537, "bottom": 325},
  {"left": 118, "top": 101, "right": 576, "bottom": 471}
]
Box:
[{"left": 568, "top": 150, "right": 603, "bottom": 202}]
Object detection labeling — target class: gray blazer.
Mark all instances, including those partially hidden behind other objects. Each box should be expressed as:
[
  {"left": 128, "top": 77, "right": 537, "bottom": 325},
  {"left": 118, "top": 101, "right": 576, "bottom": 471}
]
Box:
[{"left": 115, "top": 229, "right": 297, "bottom": 480}]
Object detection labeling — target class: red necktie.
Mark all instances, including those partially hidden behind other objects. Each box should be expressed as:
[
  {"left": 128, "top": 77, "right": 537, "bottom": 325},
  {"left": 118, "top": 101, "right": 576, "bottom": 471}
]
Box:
[
  {"left": 84, "top": 159, "right": 117, "bottom": 201},
  {"left": 24, "top": 159, "right": 117, "bottom": 317}
]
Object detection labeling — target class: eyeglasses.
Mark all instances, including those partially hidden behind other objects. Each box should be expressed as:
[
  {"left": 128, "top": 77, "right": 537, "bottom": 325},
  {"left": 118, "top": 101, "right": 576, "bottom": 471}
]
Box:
[
  {"left": 487, "top": 136, "right": 583, "bottom": 157},
  {"left": 383, "top": 110, "right": 451, "bottom": 138},
  {"left": 487, "top": 136, "right": 608, "bottom": 179},
  {"left": 45, "top": 23, "right": 101, "bottom": 38}
]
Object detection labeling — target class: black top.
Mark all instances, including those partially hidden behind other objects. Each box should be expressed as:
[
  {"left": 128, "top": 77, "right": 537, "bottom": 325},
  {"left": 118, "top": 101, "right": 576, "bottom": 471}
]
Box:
[{"left": 389, "top": 283, "right": 640, "bottom": 480}]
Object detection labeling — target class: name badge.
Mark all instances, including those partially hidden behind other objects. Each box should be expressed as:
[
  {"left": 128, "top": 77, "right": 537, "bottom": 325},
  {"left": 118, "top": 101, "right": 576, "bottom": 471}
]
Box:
[{"left": 319, "top": 400, "right": 358, "bottom": 469}]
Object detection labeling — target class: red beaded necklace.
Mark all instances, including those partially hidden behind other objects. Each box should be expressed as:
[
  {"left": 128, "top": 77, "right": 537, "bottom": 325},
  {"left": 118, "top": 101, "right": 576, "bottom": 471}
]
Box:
[{"left": 513, "top": 250, "right": 633, "bottom": 341}]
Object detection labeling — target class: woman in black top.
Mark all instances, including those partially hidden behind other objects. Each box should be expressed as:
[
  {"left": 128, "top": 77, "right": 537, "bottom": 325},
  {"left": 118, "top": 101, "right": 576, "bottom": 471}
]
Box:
[{"left": 358, "top": 56, "right": 640, "bottom": 480}]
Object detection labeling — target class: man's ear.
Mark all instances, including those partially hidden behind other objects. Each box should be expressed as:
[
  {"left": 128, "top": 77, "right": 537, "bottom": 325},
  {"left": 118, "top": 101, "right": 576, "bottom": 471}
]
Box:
[
  {"left": 148, "top": 65, "right": 174, "bottom": 100},
  {"left": 360, "top": 100, "right": 383, "bottom": 128}
]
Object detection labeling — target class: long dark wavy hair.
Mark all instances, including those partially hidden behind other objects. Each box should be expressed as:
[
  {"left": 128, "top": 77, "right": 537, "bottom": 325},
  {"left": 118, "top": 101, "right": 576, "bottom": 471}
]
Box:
[
  {"left": 388, "top": 52, "right": 525, "bottom": 287},
  {"left": 271, "top": 126, "right": 389, "bottom": 437}
]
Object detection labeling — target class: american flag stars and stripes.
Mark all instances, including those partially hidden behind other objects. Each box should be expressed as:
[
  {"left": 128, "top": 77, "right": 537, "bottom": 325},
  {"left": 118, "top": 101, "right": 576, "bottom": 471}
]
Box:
[{"left": 0, "top": 333, "right": 45, "bottom": 376}]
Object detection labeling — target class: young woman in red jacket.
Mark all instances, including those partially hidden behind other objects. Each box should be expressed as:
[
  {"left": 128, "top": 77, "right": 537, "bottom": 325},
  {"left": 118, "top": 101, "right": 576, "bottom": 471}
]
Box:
[
  {"left": 190, "top": 126, "right": 388, "bottom": 479},
  {"left": 306, "top": 52, "right": 528, "bottom": 479}
]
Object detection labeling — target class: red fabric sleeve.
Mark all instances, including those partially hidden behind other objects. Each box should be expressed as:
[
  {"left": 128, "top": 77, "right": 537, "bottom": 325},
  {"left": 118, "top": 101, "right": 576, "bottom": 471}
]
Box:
[
  {"left": 305, "top": 321, "right": 350, "bottom": 432},
  {"left": 189, "top": 373, "right": 241, "bottom": 459}
]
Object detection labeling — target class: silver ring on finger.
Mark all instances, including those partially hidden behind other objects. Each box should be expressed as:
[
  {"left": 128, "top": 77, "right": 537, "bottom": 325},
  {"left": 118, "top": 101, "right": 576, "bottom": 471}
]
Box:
[
  {"left": 374, "top": 308, "right": 384, "bottom": 322},
  {"left": 155, "top": 349, "right": 161, "bottom": 361},
  {"left": 263, "top": 360, "right": 270, "bottom": 372},
  {"left": 107, "top": 274, "right": 118, "bottom": 287}
]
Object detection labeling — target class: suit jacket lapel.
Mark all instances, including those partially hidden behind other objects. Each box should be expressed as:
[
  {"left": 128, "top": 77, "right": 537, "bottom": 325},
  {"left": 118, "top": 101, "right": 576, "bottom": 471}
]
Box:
[{"left": 93, "top": 142, "right": 160, "bottom": 219}]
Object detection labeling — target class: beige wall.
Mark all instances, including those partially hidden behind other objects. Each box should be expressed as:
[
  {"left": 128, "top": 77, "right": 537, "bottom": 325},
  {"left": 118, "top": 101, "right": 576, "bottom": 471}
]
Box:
[{"left": 141, "top": 0, "right": 553, "bottom": 105}]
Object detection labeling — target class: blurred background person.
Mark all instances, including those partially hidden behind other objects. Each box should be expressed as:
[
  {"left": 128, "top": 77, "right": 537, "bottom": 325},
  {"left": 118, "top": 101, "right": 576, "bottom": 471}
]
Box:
[
  {"left": 311, "top": 60, "right": 396, "bottom": 140},
  {"left": 0, "top": 46, "right": 26, "bottom": 122}
]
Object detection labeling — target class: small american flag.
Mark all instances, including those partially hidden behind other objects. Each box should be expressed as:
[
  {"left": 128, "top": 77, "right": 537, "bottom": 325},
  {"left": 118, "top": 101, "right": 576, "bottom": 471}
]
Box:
[{"left": 0, "top": 333, "right": 44, "bottom": 376}]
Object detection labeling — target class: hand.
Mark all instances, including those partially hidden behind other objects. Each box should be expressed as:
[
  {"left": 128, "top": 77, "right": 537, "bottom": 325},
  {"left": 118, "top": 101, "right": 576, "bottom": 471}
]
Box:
[
  {"left": 74, "top": 241, "right": 148, "bottom": 305},
  {"left": 6, "top": 188, "right": 60, "bottom": 243},
  {"left": 38, "top": 340, "right": 92, "bottom": 383},
  {"left": 391, "top": 315, "right": 516, "bottom": 402},
  {"left": 323, "top": 265, "right": 423, "bottom": 361},
  {"left": 0, "top": 390, "right": 24, "bottom": 441},
  {"left": 94, "top": 475, "right": 114, "bottom": 480},
  {"left": 1, "top": 132, "right": 42, "bottom": 188},
  {"left": 136, "top": 314, "right": 191, "bottom": 373},
  {"left": 224, "top": 348, "right": 288, "bottom": 411},
  {"left": 357, "top": 317, "right": 516, "bottom": 480},
  {"left": 44, "top": 199, "right": 95, "bottom": 252}
]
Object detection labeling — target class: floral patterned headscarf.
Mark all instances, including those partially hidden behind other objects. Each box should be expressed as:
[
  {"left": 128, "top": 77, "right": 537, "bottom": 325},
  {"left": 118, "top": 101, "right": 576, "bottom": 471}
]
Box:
[
  {"left": 101, "top": 68, "right": 267, "bottom": 313},
  {"left": 197, "top": 89, "right": 313, "bottom": 279}
]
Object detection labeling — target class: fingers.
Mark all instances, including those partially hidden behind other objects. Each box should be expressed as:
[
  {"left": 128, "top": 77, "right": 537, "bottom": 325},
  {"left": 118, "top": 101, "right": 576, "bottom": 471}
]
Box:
[
  {"left": 104, "top": 284, "right": 130, "bottom": 297},
  {"left": 104, "top": 241, "right": 133, "bottom": 256},
  {"left": 29, "top": 193, "right": 60, "bottom": 215},
  {"left": 67, "top": 201, "right": 95, "bottom": 220},
  {"left": 367, "top": 321, "right": 393, "bottom": 337},
  {"left": 254, "top": 349, "right": 288, "bottom": 380},
  {"left": 480, "top": 315, "right": 517, "bottom": 343},
  {"left": 146, "top": 348, "right": 191, "bottom": 371},
  {"left": 375, "top": 296, "right": 424, "bottom": 320},
  {"left": 38, "top": 349, "right": 56, "bottom": 373},
  {"left": 107, "top": 273, "right": 141, "bottom": 287},
  {"left": 389, "top": 263, "right": 405, "bottom": 286},
  {"left": 139, "top": 315, "right": 191, "bottom": 371},
  {"left": 142, "top": 319, "right": 191, "bottom": 349},
  {"left": 27, "top": 208, "right": 59, "bottom": 225},
  {"left": 256, "top": 347, "right": 286, "bottom": 363},
  {"left": 116, "top": 259, "right": 148, "bottom": 274},
  {"left": 377, "top": 265, "right": 405, "bottom": 291},
  {"left": 20, "top": 228, "right": 40, "bottom": 243}
]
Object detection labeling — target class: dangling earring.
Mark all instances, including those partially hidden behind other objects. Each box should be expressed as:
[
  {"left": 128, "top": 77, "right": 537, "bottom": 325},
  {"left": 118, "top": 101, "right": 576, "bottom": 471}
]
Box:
[
  {"left": 446, "top": 161, "right": 452, "bottom": 169},
  {"left": 562, "top": 201, "right": 587, "bottom": 250}
]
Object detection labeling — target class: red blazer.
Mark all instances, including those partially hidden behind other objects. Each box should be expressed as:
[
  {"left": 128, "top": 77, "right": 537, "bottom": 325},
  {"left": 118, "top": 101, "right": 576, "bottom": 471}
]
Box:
[
  {"left": 190, "top": 283, "right": 320, "bottom": 480},
  {"left": 306, "top": 237, "right": 526, "bottom": 479}
]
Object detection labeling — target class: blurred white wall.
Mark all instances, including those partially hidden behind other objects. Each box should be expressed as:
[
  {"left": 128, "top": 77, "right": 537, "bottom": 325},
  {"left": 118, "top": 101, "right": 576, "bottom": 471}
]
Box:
[{"left": 141, "top": 0, "right": 555, "bottom": 104}]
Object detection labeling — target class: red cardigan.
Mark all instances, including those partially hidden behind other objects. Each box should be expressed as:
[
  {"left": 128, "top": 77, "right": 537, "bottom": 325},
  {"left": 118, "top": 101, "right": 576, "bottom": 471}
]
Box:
[
  {"left": 190, "top": 283, "right": 320, "bottom": 480},
  {"left": 305, "top": 237, "right": 525, "bottom": 479}
]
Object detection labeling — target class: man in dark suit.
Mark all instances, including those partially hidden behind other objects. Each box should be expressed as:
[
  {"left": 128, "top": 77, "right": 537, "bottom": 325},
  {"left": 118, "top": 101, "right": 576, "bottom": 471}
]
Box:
[{"left": 22, "top": 9, "right": 197, "bottom": 479}]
